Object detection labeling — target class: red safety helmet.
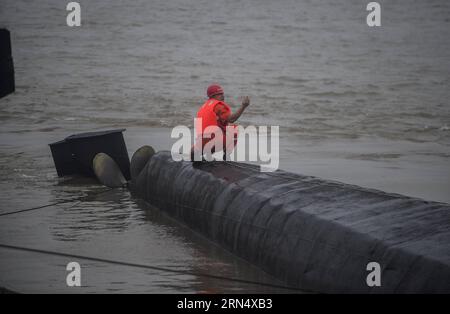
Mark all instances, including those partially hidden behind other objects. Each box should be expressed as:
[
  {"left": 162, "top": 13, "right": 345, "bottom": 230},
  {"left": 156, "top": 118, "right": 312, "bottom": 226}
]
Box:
[{"left": 207, "top": 84, "right": 224, "bottom": 98}]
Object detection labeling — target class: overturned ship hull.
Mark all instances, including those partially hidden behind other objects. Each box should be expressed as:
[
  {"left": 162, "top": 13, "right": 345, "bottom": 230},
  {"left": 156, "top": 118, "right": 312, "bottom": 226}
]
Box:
[{"left": 128, "top": 150, "right": 450, "bottom": 293}]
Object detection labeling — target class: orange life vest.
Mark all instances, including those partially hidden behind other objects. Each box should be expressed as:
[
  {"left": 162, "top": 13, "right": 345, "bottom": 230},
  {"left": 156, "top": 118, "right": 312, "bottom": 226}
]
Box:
[{"left": 195, "top": 98, "right": 231, "bottom": 136}]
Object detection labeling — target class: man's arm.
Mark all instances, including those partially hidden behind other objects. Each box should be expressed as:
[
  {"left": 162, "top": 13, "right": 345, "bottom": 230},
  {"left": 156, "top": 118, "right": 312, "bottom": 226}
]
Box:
[{"left": 228, "top": 96, "right": 250, "bottom": 123}]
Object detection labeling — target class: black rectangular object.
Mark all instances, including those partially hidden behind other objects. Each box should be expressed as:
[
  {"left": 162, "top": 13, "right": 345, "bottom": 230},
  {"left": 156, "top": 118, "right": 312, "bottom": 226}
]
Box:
[
  {"left": 49, "top": 140, "right": 77, "bottom": 177},
  {"left": 49, "top": 129, "right": 131, "bottom": 180},
  {"left": 0, "top": 29, "right": 15, "bottom": 98},
  {"left": 0, "top": 29, "right": 12, "bottom": 58}
]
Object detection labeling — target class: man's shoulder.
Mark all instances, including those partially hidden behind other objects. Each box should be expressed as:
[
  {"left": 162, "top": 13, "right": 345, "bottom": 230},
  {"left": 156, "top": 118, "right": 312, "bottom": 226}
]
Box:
[{"left": 213, "top": 101, "right": 228, "bottom": 113}]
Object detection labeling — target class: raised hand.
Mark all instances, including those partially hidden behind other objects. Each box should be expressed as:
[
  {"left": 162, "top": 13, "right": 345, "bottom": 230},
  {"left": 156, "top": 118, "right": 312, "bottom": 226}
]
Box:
[{"left": 242, "top": 96, "right": 250, "bottom": 108}]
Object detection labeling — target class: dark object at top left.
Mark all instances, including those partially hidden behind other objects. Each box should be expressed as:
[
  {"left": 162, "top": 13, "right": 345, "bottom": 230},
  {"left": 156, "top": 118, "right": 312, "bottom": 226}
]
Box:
[{"left": 0, "top": 28, "right": 15, "bottom": 99}]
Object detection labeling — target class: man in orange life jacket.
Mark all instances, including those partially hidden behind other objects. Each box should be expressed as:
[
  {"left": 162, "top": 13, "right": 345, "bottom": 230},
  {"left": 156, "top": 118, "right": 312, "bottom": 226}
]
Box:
[{"left": 191, "top": 84, "right": 250, "bottom": 161}]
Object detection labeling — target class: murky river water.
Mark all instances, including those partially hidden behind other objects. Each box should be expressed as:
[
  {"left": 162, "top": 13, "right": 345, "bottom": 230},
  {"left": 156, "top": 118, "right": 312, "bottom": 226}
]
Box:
[{"left": 0, "top": 0, "right": 449, "bottom": 293}]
